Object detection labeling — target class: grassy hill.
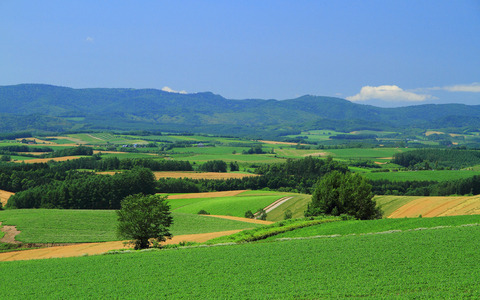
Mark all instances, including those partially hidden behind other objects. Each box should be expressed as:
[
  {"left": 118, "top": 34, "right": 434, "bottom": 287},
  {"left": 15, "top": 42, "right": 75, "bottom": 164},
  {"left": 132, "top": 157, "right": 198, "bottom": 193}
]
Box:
[
  {"left": 1, "top": 217, "right": 479, "bottom": 298},
  {"left": 0, "top": 210, "right": 261, "bottom": 243}
]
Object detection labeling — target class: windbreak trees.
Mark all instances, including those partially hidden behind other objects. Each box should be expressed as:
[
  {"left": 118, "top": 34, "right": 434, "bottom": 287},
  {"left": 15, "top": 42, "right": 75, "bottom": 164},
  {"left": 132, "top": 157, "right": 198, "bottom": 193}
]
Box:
[{"left": 305, "top": 171, "right": 382, "bottom": 220}]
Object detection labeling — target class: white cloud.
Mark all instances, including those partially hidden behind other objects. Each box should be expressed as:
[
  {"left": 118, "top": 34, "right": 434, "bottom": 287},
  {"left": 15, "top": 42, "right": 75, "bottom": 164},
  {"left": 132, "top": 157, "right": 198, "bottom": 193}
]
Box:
[
  {"left": 346, "top": 85, "right": 433, "bottom": 102},
  {"left": 430, "top": 82, "right": 480, "bottom": 93},
  {"left": 161, "top": 86, "right": 187, "bottom": 94},
  {"left": 85, "top": 36, "right": 94, "bottom": 43}
]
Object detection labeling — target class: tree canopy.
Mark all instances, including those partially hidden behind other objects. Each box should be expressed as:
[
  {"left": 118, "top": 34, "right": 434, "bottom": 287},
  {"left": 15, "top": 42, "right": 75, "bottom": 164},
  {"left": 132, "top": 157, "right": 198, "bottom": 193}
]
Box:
[
  {"left": 117, "top": 194, "right": 173, "bottom": 250},
  {"left": 305, "top": 171, "right": 382, "bottom": 220}
]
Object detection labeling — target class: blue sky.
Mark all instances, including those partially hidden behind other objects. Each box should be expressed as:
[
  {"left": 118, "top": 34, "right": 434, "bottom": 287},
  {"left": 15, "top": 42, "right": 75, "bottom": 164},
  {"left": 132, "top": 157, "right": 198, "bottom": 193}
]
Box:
[{"left": 1, "top": 1, "right": 479, "bottom": 107}]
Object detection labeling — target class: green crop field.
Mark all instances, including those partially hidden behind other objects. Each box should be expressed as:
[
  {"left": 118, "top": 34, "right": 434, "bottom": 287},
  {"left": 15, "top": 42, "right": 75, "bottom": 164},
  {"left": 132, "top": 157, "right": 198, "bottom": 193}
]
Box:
[
  {"left": 99, "top": 152, "right": 162, "bottom": 159},
  {"left": 264, "top": 193, "right": 311, "bottom": 221},
  {"left": 325, "top": 147, "right": 408, "bottom": 159},
  {"left": 65, "top": 133, "right": 148, "bottom": 145},
  {"left": 1, "top": 224, "right": 479, "bottom": 298},
  {"left": 0, "top": 210, "right": 260, "bottom": 243},
  {"left": 169, "top": 190, "right": 290, "bottom": 217},
  {"left": 267, "top": 214, "right": 480, "bottom": 240},
  {"left": 364, "top": 169, "right": 480, "bottom": 182}
]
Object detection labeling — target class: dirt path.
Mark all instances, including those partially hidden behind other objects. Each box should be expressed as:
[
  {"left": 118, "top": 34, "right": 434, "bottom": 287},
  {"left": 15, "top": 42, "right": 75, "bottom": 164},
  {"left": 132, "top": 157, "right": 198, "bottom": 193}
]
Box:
[
  {"left": 0, "top": 229, "right": 244, "bottom": 262},
  {"left": 263, "top": 197, "right": 293, "bottom": 214},
  {"left": 0, "top": 222, "right": 21, "bottom": 244},
  {"left": 206, "top": 215, "right": 273, "bottom": 225}
]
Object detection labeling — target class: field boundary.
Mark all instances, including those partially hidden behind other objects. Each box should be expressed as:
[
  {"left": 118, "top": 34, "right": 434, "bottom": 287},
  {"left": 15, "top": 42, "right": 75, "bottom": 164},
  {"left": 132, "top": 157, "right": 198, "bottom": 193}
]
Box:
[
  {"left": 275, "top": 223, "right": 480, "bottom": 242},
  {"left": 206, "top": 215, "right": 273, "bottom": 225}
]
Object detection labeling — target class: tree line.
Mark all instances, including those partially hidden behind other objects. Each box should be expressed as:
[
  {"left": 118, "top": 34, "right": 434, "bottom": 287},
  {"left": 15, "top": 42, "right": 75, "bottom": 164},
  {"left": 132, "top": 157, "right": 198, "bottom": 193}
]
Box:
[
  {"left": 370, "top": 177, "right": 480, "bottom": 196},
  {"left": 392, "top": 149, "right": 480, "bottom": 170},
  {"left": 7, "top": 167, "right": 156, "bottom": 209}
]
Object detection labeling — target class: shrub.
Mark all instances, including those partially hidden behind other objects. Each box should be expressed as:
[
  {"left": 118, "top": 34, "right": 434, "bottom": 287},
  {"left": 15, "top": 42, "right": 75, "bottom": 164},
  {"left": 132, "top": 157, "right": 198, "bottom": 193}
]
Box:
[{"left": 244, "top": 210, "right": 254, "bottom": 219}]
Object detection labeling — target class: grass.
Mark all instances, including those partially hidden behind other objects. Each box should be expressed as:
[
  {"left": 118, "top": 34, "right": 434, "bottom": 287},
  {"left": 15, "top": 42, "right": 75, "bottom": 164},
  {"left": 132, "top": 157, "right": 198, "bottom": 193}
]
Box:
[
  {"left": 264, "top": 193, "right": 311, "bottom": 221},
  {"left": 1, "top": 224, "right": 479, "bottom": 298},
  {"left": 0, "top": 209, "right": 260, "bottom": 243},
  {"left": 365, "top": 169, "right": 480, "bottom": 182},
  {"left": 206, "top": 216, "right": 342, "bottom": 244},
  {"left": 326, "top": 147, "right": 408, "bottom": 159},
  {"left": 99, "top": 152, "right": 161, "bottom": 159},
  {"left": 266, "top": 214, "right": 480, "bottom": 240},
  {"left": 169, "top": 190, "right": 289, "bottom": 217}
]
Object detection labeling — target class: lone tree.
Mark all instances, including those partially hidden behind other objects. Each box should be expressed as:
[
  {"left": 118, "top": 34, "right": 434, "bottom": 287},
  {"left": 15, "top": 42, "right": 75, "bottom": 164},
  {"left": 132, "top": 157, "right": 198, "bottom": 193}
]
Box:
[
  {"left": 117, "top": 194, "right": 173, "bottom": 249},
  {"left": 305, "top": 171, "right": 382, "bottom": 220}
]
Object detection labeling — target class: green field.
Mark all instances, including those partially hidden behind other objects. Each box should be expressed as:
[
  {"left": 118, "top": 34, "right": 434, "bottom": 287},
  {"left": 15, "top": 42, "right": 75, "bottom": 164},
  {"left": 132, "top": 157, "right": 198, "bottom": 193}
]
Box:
[
  {"left": 169, "top": 190, "right": 290, "bottom": 217},
  {"left": 59, "top": 133, "right": 149, "bottom": 145},
  {"left": 0, "top": 210, "right": 260, "bottom": 243},
  {"left": 267, "top": 214, "right": 480, "bottom": 240},
  {"left": 364, "top": 169, "right": 480, "bottom": 182},
  {"left": 325, "top": 147, "right": 407, "bottom": 159},
  {"left": 264, "top": 193, "right": 311, "bottom": 221},
  {"left": 1, "top": 223, "right": 479, "bottom": 298},
  {"left": 99, "top": 152, "right": 162, "bottom": 159}
]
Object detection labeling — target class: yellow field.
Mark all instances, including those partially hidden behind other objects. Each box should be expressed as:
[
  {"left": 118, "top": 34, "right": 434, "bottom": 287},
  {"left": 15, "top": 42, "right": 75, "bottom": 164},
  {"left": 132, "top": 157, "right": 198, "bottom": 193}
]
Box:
[
  {"left": 424, "top": 131, "right": 445, "bottom": 136},
  {"left": 376, "top": 195, "right": 480, "bottom": 218},
  {"left": 0, "top": 189, "right": 14, "bottom": 206},
  {"left": 0, "top": 230, "right": 244, "bottom": 262},
  {"left": 14, "top": 156, "right": 83, "bottom": 164}
]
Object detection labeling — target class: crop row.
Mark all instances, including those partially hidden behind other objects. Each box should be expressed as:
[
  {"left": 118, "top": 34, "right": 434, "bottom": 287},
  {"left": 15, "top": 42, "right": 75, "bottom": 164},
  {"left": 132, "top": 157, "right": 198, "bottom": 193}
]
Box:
[{"left": 1, "top": 224, "right": 479, "bottom": 298}]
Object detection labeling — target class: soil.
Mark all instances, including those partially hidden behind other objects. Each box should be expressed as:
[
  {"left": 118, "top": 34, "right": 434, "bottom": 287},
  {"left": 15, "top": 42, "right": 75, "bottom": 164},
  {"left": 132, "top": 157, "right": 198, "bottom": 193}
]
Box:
[{"left": 0, "top": 222, "right": 21, "bottom": 244}]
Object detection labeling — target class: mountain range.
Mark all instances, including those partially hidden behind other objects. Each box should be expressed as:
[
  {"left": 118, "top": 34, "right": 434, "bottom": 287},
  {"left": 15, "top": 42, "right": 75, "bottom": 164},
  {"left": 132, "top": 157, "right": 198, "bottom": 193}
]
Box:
[{"left": 1, "top": 84, "right": 479, "bottom": 137}]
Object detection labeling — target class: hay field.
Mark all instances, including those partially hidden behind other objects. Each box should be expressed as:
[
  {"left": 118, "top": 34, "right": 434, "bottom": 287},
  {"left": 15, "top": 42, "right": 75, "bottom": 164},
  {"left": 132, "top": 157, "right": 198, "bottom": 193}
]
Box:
[
  {"left": 376, "top": 195, "right": 480, "bottom": 218},
  {"left": 0, "top": 230, "right": 244, "bottom": 262},
  {"left": 0, "top": 189, "right": 14, "bottom": 206},
  {"left": 13, "top": 156, "right": 84, "bottom": 164}
]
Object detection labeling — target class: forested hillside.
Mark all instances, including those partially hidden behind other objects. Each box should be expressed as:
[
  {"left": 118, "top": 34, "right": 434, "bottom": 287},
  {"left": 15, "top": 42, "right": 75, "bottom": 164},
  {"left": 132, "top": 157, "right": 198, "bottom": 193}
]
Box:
[{"left": 1, "top": 84, "right": 480, "bottom": 137}]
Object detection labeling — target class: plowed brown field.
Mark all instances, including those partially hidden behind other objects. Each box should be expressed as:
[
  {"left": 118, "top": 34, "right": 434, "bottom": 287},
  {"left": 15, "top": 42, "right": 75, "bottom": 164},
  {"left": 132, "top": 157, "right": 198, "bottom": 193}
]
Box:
[
  {"left": 388, "top": 195, "right": 480, "bottom": 218},
  {"left": 0, "top": 229, "right": 244, "bottom": 262},
  {"left": 0, "top": 189, "right": 14, "bottom": 206}
]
